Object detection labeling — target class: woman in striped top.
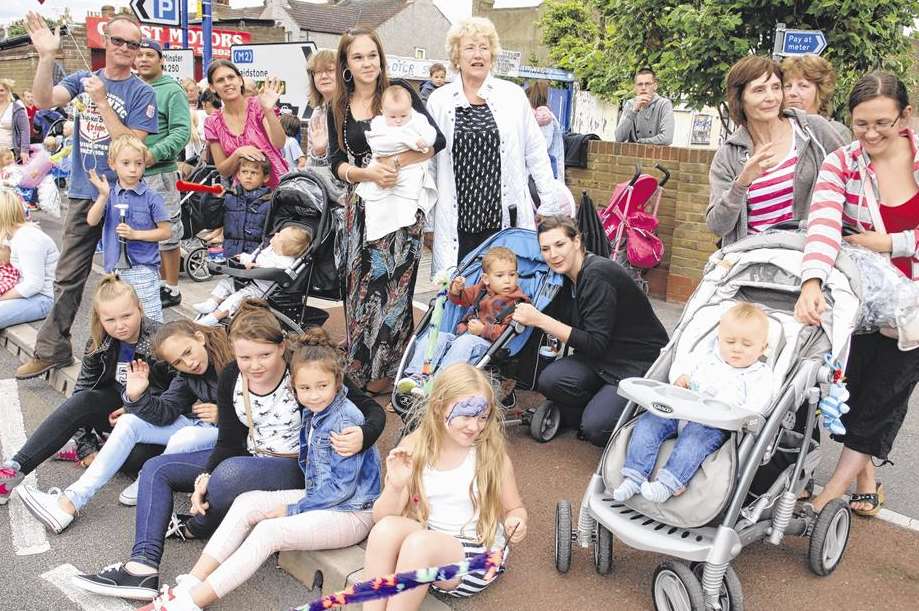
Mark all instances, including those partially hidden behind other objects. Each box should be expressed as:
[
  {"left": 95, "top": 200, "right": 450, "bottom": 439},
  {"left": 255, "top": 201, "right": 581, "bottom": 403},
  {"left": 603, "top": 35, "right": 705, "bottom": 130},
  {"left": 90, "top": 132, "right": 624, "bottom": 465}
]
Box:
[
  {"left": 796, "top": 72, "right": 919, "bottom": 516},
  {"left": 707, "top": 56, "right": 845, "bottom": 246}
]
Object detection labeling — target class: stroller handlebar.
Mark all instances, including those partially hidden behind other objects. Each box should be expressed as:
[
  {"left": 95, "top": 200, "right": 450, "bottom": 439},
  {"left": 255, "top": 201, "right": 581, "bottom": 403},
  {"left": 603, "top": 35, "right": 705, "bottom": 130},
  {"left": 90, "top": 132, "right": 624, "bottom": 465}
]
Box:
[{"left": 654, "top": 163, "right": 671, "bottom": 188}]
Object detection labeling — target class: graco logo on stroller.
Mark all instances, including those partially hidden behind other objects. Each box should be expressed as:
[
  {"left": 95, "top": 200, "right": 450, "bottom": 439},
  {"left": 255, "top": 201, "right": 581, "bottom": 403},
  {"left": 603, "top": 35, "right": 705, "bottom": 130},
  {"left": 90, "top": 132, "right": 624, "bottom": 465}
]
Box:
[{"left": 651, "top": 402, "right": 673, "bottom": 414}]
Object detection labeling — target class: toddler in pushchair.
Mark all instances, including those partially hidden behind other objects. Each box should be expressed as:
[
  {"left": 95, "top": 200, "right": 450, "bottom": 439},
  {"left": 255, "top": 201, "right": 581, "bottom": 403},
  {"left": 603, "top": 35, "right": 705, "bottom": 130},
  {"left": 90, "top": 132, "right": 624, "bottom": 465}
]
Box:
[
  {"left": 391, "top": 228, "right": 563, "bottom": 419},
  {"left": 396, "top": 245, "right": 530, "bottom": 397},
  {"left": 555, "top": 231, "right": 862, "bottom": 610},
  {"left": 206, "top": 168, "right": 342, "bottom": 334}
]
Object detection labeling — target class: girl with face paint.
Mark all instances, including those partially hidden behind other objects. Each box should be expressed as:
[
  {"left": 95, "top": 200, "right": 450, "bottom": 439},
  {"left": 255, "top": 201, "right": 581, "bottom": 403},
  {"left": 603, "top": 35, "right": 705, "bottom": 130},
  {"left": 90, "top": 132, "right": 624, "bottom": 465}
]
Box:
[{"left": 363, "top": 363, "right": 527, "bottom": 610}]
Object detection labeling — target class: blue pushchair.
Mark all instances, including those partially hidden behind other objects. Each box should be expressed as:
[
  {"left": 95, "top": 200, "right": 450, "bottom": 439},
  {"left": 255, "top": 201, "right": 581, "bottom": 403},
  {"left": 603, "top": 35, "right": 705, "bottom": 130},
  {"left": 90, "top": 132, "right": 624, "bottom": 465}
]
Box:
[{"left": 391, "top": 228, "right": 564, "bottom": 420}]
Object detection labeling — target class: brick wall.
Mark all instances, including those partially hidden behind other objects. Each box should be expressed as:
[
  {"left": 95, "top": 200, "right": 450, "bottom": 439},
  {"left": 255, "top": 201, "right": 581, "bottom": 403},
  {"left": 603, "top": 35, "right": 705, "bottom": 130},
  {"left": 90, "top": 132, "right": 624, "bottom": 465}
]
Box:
[{"left": 566, "top": 141, "right": 718, "bottom": 303}]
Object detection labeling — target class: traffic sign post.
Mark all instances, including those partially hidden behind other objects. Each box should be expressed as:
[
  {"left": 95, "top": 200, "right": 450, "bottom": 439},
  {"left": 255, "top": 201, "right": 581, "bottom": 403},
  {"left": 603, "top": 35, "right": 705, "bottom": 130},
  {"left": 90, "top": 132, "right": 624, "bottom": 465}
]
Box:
[
  {"left": 203, "top": 0, "right": 212, "bottom": 72},
  {"left": 130, "top": 0, "right": 182, "bottom": 27},
  {"left": 772, "top": 23, "right": 827, "bottom": 58}
]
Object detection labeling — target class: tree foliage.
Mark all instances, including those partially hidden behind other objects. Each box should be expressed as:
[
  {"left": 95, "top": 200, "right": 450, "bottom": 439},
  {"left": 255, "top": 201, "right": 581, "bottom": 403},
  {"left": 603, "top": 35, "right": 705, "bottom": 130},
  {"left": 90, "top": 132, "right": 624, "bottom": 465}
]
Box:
[{"left": 540, "top": 0, "right": 919, "bottom": 125}]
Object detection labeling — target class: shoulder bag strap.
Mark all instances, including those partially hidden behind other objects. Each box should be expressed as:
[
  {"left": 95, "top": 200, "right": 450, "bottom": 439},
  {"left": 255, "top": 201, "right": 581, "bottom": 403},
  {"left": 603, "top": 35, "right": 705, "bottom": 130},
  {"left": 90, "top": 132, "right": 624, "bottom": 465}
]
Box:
[{"left": 856, "top": 155, "right": 887, "bottom": 234}]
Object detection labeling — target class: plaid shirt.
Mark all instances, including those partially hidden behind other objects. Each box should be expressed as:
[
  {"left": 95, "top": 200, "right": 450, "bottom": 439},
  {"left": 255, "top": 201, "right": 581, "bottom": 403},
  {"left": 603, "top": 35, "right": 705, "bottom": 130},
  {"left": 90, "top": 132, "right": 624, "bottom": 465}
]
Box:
[
  {"left": 802, "top": 128, "right": 919, "bottom": 282},
  {"left": 0, "top": 263, "right": 21, "bottom": 295}
]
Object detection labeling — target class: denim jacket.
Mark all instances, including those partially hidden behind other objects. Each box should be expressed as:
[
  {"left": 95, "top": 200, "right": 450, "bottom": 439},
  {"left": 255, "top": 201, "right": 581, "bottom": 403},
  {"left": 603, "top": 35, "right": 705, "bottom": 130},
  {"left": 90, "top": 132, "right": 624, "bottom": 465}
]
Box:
[{"left": 287, "top": 387, "right": 381, "bottom": 516}]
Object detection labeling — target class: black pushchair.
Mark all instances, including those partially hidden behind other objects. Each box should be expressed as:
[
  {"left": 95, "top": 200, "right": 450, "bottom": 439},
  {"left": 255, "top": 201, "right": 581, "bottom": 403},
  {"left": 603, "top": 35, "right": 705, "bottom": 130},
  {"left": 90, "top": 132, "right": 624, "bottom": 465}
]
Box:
[{"left": 207, "top": 168, "right": 342, "bottom": 334}]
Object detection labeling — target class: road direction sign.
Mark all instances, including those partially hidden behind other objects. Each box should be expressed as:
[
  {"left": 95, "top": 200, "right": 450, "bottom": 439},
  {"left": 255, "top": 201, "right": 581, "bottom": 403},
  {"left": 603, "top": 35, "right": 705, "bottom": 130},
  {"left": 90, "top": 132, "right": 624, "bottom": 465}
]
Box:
[
  {"left": 130, "top": 0, "right": 182, "bottom": 27},
  {"left": 774, "top": 26, "right": 827, "bottom": 57}
]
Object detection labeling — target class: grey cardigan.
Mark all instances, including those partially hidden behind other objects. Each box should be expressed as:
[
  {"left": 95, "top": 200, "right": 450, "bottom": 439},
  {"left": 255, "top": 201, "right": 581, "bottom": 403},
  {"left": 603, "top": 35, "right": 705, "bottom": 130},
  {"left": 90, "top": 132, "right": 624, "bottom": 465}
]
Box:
[{"left": 706, "top": 108, "right": 846, "bottom": 246}]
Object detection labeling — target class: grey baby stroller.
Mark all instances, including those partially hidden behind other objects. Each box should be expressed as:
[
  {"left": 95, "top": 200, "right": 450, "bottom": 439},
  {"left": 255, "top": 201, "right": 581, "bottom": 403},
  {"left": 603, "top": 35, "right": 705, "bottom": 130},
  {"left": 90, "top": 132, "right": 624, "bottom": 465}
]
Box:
[
  {"left": 176, "top": 165, "right": 224, "bottom": 282},
  {"left": 207, "top": 168, "right": 342, "bottom": 334},
  {"left": 554, "top": 231, "right": 862, "bottom": 609}
]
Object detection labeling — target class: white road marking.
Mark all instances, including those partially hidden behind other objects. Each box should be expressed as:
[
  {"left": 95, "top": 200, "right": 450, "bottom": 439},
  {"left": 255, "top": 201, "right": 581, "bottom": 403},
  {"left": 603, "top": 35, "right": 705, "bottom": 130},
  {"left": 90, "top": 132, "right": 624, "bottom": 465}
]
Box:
[
  {"left": 0, "top": 377, "right": 49, "bottom": 556},
  {"left": 41, "top": 564, "right": 136, "bottom": 611}
]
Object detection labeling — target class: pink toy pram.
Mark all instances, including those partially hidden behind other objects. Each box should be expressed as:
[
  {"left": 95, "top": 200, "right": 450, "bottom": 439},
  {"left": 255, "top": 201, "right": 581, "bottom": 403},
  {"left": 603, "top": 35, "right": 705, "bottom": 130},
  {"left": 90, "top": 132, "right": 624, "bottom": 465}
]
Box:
[{"left": 598, "top": 163, "right": 670, "bottom": 291}]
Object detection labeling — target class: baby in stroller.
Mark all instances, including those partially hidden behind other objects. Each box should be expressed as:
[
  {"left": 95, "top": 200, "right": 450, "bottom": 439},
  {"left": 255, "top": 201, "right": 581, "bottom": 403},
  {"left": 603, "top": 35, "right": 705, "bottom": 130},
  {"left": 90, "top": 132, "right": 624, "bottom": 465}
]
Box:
[
  {"left": 613, "top": 303, "right": 773, "bottom": 503},
  {"left": 397, "top": 247, "right": 529, "bottom": 395},
  {"left": 193, "top": 224, "right": 312, "bottom": 325}
]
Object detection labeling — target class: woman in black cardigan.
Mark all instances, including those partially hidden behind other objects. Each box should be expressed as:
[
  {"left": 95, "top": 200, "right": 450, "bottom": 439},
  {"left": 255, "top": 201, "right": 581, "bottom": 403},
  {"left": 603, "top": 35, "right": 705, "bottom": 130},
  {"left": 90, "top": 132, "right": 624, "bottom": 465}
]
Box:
[
  {"left": 326, "top": 29, "right": 445, "bottom": 394},
  {"left": 513, "top": 216, "right": 669, "bottom": 446}
]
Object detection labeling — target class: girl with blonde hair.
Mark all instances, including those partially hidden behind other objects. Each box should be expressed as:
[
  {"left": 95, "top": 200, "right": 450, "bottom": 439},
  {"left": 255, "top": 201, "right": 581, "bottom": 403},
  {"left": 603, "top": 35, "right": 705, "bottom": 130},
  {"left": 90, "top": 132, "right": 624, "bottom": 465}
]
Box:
[
  {"left": 1, "top": 275, "right": 172, "bottom": 508},
  {"left": 364, "top": 363, "right": 527, "bottom": 609},
  {"left": 0, "top": 186, "right": 59, "bottom": 328}
]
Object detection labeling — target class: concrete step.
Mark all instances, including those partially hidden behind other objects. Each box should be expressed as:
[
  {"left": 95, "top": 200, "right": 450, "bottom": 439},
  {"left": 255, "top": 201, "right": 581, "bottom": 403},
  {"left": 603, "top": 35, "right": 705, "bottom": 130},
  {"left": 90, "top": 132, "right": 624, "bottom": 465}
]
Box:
[{"left": 279, "top": 547, "right": 451, "bottom": 611}]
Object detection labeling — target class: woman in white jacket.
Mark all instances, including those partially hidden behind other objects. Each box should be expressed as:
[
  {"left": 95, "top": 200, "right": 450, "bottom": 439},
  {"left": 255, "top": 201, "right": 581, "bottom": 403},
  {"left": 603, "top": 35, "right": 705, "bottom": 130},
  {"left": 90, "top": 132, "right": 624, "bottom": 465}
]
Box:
[{"left": 427, "top": 17, "right": 556, "bottom": 274}]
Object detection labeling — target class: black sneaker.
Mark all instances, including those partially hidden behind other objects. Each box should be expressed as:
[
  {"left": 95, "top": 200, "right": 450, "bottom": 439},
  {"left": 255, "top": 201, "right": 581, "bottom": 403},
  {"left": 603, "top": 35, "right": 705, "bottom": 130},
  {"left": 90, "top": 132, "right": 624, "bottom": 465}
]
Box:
[
  {"left": 160, "top": 286, "right": 182, "bottom": 308},
  {"left": 501, "top": 390, "right": 517, "bottom": 409},
  {"left": 165, "top": 512, "right": 197, "bottom": 540},
  {"left": 72, "top": 563, "right": 160, "bottom": 600}
]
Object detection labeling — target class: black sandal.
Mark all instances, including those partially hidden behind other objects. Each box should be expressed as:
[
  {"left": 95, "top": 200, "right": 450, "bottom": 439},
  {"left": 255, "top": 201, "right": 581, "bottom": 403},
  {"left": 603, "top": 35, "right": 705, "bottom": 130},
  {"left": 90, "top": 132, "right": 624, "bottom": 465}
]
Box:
[{"left": 849, "top": 481, "right": 885, "bottom": 517}]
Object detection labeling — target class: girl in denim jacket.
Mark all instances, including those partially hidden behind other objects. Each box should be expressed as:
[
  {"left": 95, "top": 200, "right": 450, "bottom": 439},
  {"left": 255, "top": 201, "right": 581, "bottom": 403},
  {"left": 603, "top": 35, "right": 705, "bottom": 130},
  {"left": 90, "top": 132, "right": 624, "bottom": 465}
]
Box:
[{"left": 144, "top": 327, "right": 381, "bottom": 610}]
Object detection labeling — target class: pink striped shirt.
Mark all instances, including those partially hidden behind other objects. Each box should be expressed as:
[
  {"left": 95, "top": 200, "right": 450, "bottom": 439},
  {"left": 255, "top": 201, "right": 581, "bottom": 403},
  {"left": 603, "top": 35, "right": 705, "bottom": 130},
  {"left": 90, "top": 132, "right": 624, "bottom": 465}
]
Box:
[
  {"left": 802, "top": 129, "right": 919, "bottom": 282},
  {"left": 746, "top": 148, "right": 798, "bottom": 233}
]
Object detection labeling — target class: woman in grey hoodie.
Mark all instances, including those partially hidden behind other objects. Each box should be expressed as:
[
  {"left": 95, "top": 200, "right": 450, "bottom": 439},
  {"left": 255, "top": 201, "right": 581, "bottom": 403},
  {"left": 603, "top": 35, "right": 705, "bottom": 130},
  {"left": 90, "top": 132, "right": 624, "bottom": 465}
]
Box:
[{"left": 707, "top": 56, "right": 846, "bottom": 246}]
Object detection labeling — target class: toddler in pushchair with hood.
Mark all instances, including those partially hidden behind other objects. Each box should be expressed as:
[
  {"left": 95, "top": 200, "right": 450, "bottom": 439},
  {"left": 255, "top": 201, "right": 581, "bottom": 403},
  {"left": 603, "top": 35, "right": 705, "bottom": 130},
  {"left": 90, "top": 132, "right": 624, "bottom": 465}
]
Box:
[
  {"left": 391, "top": 228, "right": 564, "bottom": 420},
  {"left": 202, "top": 168, "right": 343, "bottom": 334},
  {"left": 555, "top": 230, "right": 862, "bottom": 610}
]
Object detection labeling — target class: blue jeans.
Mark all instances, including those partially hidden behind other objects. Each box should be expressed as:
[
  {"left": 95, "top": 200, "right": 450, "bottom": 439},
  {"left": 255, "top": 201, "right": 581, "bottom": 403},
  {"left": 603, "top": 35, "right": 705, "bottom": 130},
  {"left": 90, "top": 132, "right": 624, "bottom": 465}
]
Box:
[
  {"left": 405, "top": 331, "right": 491, "bottom": 377},
  {"left": 64, "top": 414, "right": 218, "bottom": 511},
  {"left": 0, "top": 293, "right": 52, "bottom": 329},
  {"left": 622, "top": 413, "right": 727, "bottom": 491},
  {"left": 130, "top": 450, "right": 303, "bottom": 568}
]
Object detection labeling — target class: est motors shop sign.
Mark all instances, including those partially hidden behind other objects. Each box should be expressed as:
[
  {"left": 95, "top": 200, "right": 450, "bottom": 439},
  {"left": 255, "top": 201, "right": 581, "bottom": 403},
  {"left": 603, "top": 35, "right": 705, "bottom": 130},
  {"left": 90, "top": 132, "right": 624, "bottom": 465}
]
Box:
[{"left": 86, "top": 16, "right": 250, "bottom": 60}]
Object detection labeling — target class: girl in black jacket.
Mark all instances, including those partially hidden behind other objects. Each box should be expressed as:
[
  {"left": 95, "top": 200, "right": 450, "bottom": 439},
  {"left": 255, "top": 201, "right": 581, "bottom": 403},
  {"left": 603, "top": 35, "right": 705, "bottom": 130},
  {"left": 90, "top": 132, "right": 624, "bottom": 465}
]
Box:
[
  {"left": 15, "top": 320, "right": 238, "bottom": 534},
  {"left": 1, "top": 275, "right": 172, "bottom": 507},
  {"left": 513, "top": 216, "right": 669, "bottom": 446}
]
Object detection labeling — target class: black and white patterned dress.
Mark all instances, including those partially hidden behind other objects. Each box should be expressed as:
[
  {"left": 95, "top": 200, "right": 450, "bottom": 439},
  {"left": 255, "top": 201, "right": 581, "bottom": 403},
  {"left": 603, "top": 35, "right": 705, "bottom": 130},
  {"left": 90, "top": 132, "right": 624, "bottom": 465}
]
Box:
[
  {"left": 453, "top": 103, "right": 502, "bottom": 260},
  {"left": 233, "top": 372, "right": 301, "bottom": 455}
]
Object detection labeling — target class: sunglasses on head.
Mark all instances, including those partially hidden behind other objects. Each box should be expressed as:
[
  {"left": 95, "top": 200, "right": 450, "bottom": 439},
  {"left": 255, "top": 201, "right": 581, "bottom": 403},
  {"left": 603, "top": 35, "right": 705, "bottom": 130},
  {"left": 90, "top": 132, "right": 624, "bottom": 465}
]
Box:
[{"left": 107, "top": 35, "right": 141, "bottom": 51}]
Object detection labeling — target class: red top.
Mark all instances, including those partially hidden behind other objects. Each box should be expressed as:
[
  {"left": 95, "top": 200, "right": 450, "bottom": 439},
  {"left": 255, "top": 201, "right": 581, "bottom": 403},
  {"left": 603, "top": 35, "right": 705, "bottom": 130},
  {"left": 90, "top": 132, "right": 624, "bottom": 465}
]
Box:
[{"left": 880, "top": 189, "right": 919, "bottom": 277}]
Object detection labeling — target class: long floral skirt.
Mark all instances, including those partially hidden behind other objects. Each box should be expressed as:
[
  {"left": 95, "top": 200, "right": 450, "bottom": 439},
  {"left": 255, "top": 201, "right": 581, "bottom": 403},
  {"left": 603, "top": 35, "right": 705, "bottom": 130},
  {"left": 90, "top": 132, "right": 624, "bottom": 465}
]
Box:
[{"left": 343, "top": 196, "right": 423, "bottom": 387}]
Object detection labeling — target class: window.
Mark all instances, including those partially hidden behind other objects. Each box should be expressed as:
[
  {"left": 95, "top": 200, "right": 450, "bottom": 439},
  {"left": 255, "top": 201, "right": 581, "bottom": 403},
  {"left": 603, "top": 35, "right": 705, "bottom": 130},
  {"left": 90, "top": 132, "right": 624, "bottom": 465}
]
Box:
[{"left": 414, "top": 47, "right": 426, "bottom": 60}]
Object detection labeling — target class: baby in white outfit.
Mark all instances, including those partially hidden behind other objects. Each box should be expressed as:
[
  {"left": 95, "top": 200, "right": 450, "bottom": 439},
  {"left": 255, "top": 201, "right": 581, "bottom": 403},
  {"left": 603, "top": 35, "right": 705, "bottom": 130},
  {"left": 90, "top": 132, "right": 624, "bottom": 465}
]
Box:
[
  {"left": 355, "top": 85, "right": 437, "bottom": 241},
  {"left": 193, "top": 225, "right": 311, "bottom": 325}
]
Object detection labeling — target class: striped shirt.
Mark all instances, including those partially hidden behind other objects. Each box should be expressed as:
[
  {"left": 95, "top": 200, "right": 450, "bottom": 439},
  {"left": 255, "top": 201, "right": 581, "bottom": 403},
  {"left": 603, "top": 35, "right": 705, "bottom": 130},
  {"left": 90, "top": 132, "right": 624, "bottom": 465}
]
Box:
[
  {"left": 746, "top": 145, "right": 798, "bottom": 233},
  {"left": 802, "top": 129, "right": 919, "bottom": 282}
]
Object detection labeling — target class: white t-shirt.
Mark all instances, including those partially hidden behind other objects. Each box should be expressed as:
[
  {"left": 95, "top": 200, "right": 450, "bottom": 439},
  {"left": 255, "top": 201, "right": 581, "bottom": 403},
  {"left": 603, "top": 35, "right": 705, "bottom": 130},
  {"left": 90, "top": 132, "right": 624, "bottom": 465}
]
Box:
[
  {"left": 7, "top": 223, "right": 59, "bottom": 298},
  {"left": 233, "top": 371, "right": 301, "bottom": 455},
  {"left": 0, "top": 103, "right": 13, "bottom": 150}
]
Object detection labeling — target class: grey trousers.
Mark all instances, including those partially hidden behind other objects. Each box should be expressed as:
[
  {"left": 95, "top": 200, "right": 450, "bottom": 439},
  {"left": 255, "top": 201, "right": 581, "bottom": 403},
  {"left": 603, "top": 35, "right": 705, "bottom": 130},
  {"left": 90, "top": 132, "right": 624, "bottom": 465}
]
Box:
[{"left": 34, "top": 197, "right": 104, "bottom": 362}]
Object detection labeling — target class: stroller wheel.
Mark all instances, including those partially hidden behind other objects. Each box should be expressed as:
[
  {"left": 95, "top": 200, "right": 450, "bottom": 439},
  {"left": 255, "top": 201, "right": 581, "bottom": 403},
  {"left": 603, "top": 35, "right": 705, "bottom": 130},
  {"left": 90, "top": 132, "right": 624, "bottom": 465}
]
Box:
[
  {"left": 652, "top": 560, "right": 705, "bottom": 611},
  {"left": 184, "top": 247, "right": 212, "bottom": 282},
  {"left": 530, "top": 401, "right": 561, "bottom": 443},
  {"left": 691, "top": 563, "right": 744, "bottom": 610},
  {"left": 554, "top": 500, "right": 573, "bottom": 573},
  {"left": 808, "top": 498, "right": 851, "bottom": 577},
  {"left": 593, "top": 523, "right": 613, "bottom": 576}
]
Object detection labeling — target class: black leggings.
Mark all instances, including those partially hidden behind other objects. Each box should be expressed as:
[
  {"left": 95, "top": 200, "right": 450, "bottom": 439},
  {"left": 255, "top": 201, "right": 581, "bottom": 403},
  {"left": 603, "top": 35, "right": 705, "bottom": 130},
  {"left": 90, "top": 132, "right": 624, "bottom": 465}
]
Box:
[
  {"left": 538, "top": 356, "right": 629, "bottom": 447},
  {"left": 12, "top": 387, "right": 164, "bottom": 475}
]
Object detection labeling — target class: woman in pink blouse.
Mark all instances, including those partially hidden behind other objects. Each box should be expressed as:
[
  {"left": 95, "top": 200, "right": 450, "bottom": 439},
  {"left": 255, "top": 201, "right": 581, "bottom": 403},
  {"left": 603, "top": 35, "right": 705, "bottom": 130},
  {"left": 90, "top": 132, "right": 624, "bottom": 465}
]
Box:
[{"left": 203, "top": 60, "right": 288, "bottom": 188}]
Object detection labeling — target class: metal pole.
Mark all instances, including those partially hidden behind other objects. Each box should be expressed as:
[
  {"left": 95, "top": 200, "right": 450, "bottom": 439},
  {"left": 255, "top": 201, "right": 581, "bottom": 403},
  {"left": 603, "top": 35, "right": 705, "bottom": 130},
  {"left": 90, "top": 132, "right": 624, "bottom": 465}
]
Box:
[
  {"left": 772, "top": 22, "right": 786, "bottom": 61},
  {"left": 182, "top": 0, "right": 189, "bottom": 49},
  {"left": 203, "top": 0, "right": 212, "bottom": 70}
]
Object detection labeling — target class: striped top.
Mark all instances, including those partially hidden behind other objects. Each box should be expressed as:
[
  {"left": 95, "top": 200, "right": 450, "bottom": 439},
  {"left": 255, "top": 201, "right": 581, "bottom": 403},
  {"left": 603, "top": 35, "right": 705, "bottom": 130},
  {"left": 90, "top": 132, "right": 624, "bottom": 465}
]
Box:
[
  {"left": 746, "top": 140, "right": 799, "bottom": 233},
  {"left": 802, "top": 129, "right": 919, "bottom": 282}
]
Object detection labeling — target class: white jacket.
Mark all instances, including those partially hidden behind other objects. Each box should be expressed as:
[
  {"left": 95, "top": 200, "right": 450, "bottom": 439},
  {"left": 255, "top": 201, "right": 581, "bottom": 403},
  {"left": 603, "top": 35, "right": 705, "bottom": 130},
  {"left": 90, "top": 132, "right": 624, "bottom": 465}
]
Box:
[{"left": 426, "top": 74, "right": 556, "bottom": 275}]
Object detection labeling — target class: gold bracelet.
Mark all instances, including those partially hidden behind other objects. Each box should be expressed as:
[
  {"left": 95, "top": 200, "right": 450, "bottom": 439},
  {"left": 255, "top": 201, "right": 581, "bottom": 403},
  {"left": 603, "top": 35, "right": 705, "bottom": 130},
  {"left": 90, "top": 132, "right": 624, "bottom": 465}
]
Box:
[
  {"left": 343, "top": 165, "right": 353, "bottom": 184},
  {"left": 194, "top": 473, "right": 210, "bottom": 489}
]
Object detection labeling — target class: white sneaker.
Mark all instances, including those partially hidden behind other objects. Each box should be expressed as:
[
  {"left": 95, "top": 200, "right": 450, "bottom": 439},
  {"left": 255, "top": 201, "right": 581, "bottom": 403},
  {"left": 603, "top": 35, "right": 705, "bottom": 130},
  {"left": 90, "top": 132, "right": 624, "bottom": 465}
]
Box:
[
  {"left": 17, "top": 486, "right": 75, "bottom": 534},
  {"left": 119, "top": 479, "right": 139, "bottom": 506},
  {"left": 192, "top": 298, "right": 219, "bottom": 315},
  {"left": 173, "top": 574, "right": 202, "bottom": 595}
]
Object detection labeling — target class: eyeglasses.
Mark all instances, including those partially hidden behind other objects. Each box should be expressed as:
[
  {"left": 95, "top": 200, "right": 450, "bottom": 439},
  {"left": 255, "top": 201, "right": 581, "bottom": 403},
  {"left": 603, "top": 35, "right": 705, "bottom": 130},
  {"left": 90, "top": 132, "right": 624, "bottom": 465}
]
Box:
[
  {"left": 106, "top": 35, "right": 142, "bottom": 51},
  {"left": 310, "top": 68, "right": 335, "bottom": 76},
  {"left": 852, "top": 116, "right": 901, "bottom": 134}
]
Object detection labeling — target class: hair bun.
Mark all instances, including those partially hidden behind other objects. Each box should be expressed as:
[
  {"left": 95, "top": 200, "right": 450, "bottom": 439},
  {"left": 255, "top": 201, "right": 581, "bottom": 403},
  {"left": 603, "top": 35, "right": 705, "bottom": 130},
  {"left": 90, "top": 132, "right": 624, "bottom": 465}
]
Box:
[{"left": 295, "top": 326, "right": 334, "bottom": 348}]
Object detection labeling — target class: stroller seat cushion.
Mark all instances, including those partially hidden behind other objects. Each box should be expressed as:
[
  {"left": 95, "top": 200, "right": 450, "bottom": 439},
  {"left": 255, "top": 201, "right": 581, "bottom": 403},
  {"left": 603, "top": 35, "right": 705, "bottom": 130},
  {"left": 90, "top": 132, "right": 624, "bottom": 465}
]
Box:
[{"left": 602, "top": 417, "right": 735, "bottom": 528}]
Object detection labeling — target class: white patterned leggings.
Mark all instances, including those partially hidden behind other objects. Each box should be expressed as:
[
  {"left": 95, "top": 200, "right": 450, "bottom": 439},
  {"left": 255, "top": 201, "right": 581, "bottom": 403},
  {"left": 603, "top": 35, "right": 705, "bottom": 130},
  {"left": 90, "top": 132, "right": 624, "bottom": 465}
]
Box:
[{"left": 201, "top": 489, "right": 374, "bottom": 598}]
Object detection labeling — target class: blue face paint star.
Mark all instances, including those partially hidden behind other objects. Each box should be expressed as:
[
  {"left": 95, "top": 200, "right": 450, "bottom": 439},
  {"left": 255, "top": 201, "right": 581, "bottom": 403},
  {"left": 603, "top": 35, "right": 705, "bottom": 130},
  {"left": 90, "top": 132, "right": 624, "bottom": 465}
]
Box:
[{"left": 446, "top": 394, "right": 489, "bottom": 424}]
